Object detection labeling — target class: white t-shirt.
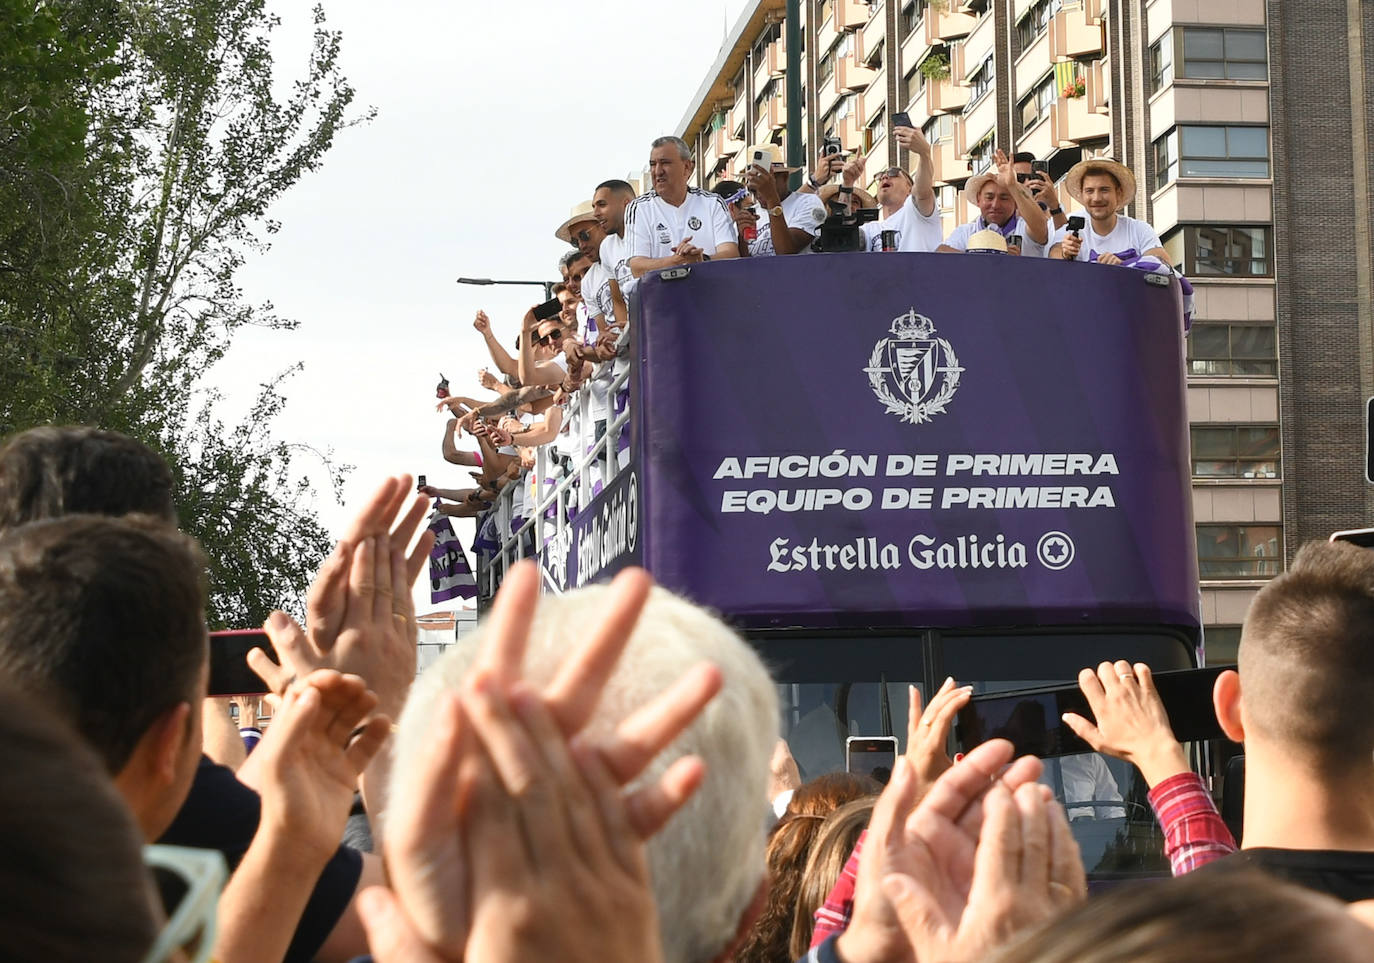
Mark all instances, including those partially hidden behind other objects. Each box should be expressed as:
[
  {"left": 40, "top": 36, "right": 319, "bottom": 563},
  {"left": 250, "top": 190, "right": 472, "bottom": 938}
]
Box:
[
  {"left": 749, "top": 190, "right": 826, "bottom": 257},
  {"left": 599, "top": 231, "right": 636, "bottom": 301},
  {"left": 1052, "top": 214, "right": 1163, "bottom": 262},
  {"left": 860, "top": 197, "right": 914, "bottom": 251},
  {"left": 896, "top": 195, "right": 945, "bottom": 254},
  {"left": 943, "top": 214, "right": 1048, "bottom": 258},
  {"left": 625, "top": 188, "right": 736, "bottom": 262},
  {"left": 582, "top": 261, "right": 614, "bottom": 324}
]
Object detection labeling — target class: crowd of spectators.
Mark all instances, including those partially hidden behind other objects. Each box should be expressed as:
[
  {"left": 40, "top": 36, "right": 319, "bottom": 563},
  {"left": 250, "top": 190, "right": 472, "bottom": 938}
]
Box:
[
  {"left": 2, "top": 424, "right": 1374, "bottom": 962},
  {"left": 423, "top": 130, "right": 1184, "bottom": 568}
]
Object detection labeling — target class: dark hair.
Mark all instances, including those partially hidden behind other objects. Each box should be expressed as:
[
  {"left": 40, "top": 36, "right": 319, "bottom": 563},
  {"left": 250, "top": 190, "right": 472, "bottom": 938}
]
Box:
[
  {"left": 0, "top": 680, "right": 160, "bottom": 961},
  {"left": 1239, "top": 540, "right": 1374, "bottom": 769},
  {"left": 0, "top": 515, "right": 208, "bottom": 772},
  {"left": 737, "top": 772, "right": 880, "bottom": 963},
  {"left": 711, "top": 179, "right": 744, "bottom": 198},
  {"left": 990, "top": 866, "right": 1374, "bottom": 963},
  {"left": 0, "top": 427, "right": 176, "bottom": 532},
  {"left": 595, "top": 178, "right": 636, "bottom": 198},
  {"left": 1012, "top": 151, "right": 1037, "bottom": 165},
  {"left": 552, "top": 282, "right": 569, "bottom": 296}
]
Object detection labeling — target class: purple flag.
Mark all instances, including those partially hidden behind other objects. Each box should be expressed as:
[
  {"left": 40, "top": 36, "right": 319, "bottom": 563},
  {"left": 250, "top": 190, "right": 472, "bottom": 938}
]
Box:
[{"left": 428, "top": 514, "right": 476, "bottom": 602}]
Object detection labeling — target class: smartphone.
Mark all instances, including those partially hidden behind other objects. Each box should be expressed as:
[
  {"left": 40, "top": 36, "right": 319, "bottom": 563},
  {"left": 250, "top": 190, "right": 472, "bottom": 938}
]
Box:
[
  {"left": 822, "top": 135, "right": 843, "bottom": 156},
  {"left": 846, "top": 735, "right": 898, "bottom": 783},
  {"left": 1032, "top": 159, "right": 1050, "bottom": 176},
  {"left": 417, "top": 474, "right": 427, "bottom": 490},
  {"left": 1008, "top": 234, "right": 1023, "bottom": 249},
  {"left": 953, "top": 665, "right": 1231, "bottom": 759},
  {"left": 208, "top": 629, "right": 276, "bottom": 697},
  {"left": 532, "top": 297, "right": 562, "bottom": 322},
  {"left": 891, "top": 111, "right": 913, "bottom": 130},
  {"left": 1331, "top": 528, "right": 1374, "bottom": 547},
  {"left": 1066, "top": 214, "right": 1086, "bottom": 234}
]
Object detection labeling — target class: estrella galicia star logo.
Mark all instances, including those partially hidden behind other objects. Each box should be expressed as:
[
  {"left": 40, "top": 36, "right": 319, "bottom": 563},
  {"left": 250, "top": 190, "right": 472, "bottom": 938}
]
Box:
[{"left": 1036, "top": 532, "right": 1076, "bottom": 570}]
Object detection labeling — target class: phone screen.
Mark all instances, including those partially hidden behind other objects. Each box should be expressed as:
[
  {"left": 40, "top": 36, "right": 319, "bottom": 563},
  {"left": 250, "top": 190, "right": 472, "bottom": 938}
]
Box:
[
  {"left": 953, "top": 666, "right": 1230, "bottom": 759},
  {"left": 532, "top": 297, "right": 562, "bottom": 322},
  {"left": 1032, "top": 160, "right": 1050, "bottom": 175},
  {"left": 891, "top": 111, "right": 913, "bottom": 130},
  {"left": 208, "top": 629, "right": 276, "bottom": 697},
  {"left": 846, "top": 736, "right": 898, "bottom": 783}
]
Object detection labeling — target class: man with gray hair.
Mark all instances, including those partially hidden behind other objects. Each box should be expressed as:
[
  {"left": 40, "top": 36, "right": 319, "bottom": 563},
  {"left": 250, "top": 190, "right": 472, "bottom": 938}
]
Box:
[
  {"left": 389, "top": 570, "right": 779, "bottom": 963},
  {"left": 626, "top": 135, "right": 739, "bottom": 278}
]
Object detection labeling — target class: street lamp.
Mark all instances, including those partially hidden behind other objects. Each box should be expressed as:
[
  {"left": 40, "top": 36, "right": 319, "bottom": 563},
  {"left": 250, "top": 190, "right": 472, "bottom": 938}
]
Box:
[{"left": 456, "top": 277, "right": 557, "bottom": 300}]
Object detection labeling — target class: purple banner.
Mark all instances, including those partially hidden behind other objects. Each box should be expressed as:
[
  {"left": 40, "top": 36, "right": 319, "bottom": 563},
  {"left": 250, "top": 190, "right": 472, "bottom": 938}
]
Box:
[
  {"left": 540, "top": 467, "right": 642, "bottom": 594},
  {"left": 631, "top": 253, "right": 1199, "bottom": 631}
]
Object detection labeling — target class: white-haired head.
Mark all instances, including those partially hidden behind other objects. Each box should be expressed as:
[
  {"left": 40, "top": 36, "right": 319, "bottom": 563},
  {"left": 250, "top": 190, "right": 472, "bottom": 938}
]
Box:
[{"left": 392, "top": 582, "right": 779, "bottom": 963}]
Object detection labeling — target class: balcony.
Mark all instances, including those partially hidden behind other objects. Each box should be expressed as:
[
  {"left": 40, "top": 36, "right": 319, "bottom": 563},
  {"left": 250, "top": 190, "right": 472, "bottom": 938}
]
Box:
[
  {"left": 921, "top": 74, "right": 970, "bottom": 115},
  {"left": 923, "top": 7, "right": 977, "bottom": 45},
  {"left": 761, "top": 95, "right": 785, "bottom": 132},
  {"left": 1086, "top": 58, "right": 1108, "bottom": 113},
  {"left": 861, "top": 11, "right": 887, "bottom": 67},
  {"left": 835, "top": 0, "right": 871, "bottom": 31},
  {"left": 930, "top": 136, "right": 968, "bottom": 185},
  {"left": 836, "top": 56, "right": 878, "bottom": 92},
  {"left": 711, "top": 124, "right": 744, "bottom": 161},
  {"left": 1049, "top": 5, "right": 1104, "bottom": 60},
  {"left": 1050, "top": 94, "right": 1111, "bottom": 146},
  {"left": 753, "top": 37, "right": 787, "bottom": 94},
  {"left": 955, "top": 12, "right": 994, "bottom": 80}
]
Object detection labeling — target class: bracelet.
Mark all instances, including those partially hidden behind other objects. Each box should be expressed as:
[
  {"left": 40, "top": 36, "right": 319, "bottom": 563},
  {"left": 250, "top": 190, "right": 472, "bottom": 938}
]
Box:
[
  {"left": 808, "top": 174, "right": 822, "bottom": 190},
  {"left": 1049, "top": 206, "right": 1064, "bottom": 216}
]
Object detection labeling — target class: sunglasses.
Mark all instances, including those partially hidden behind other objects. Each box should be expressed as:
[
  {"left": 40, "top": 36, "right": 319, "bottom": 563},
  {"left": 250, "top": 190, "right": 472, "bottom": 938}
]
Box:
[
  {"left": 142, "top": 844, "right": 227, "bottom": 963},
  {"left": 574, "top": 228, "right": 594, "bottom": 242},
  {"left": 535, "top": 329, "right": 564, "bottom": 346}
]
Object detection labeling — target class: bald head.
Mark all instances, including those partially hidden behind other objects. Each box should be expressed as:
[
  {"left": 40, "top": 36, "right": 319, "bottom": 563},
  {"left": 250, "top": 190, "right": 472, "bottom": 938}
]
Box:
[{"left": 1238, "top": 540, "right": 1374, "bottom": 769}]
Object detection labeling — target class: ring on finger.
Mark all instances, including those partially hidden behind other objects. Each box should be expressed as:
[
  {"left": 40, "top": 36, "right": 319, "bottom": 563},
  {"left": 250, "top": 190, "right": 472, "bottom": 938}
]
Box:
[{"left": 1118, "top": 672, "right": 1133, "bottom": 681}]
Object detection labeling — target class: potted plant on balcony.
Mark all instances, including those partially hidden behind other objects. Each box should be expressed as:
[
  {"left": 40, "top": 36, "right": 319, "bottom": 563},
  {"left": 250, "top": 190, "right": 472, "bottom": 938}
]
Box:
[
  {"left": 920, "top": 50, "right": 951, "bottom": 83},
  {"left": 1062, "top": 75, "right": 1086, "bottom": 99}
]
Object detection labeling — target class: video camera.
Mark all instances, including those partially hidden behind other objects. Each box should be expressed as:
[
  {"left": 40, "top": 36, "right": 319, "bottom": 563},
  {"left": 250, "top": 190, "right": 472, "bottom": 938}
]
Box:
[{"left": 813, "top": 206, "right": 879, "bottom": 253}]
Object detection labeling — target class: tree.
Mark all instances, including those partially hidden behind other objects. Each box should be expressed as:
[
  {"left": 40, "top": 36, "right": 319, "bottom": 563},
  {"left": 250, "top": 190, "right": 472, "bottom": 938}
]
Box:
[{"left": 0, "top": 0, "right": 368, "bottom": 626}]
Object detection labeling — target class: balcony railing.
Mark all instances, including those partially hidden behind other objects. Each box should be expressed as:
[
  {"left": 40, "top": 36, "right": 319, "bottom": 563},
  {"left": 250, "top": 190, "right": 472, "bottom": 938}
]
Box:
[
  {"left": 923, "top": 7, "right": 977, "bottom": 45},
  {"left": 835, "top": 0, "right": 871, "bottom": 30},
  {"left": 1049, "top": 4, "right": 1104, "bottom": 60},
  {"left": 1050, "top": 93, "right": 1110, "bottom": 147},
  {"left": 836, "top": 56, "right": 878, "bottom": 92},
  {"left": 922, "top": 74, "right": 970, "bottom": 115}
]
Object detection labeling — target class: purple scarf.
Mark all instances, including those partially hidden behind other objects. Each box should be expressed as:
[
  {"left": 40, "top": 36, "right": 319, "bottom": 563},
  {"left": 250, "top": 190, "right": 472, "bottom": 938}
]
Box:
[{"left": 981, "top": 214, "right": 1021, "bottom": 238}]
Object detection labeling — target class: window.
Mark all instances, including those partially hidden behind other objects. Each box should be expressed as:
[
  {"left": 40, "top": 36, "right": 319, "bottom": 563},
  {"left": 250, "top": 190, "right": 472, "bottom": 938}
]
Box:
[
  {"left": 836, "top": 93, "right": 857, "bottom": 121},
  {"left": 751, "top": 22, "right": 781, "bottom": 64},
  {"left": 904, "top": 66, "right": 923, "bottom": 105},
  {"left": 1191, "top": 425, "right": 1280, "bottom": 479},
  {"left": 1187, "top": 323, "right": 1277, "bottom": 377},
  {"left": 901, "top": 0, "right": 928, "bottom": 39},
  {"left": 1151, "top": 27, "right": 1266, "bottom": 92},
  {"left": 969, "top": 134, "right": 994, "bottom": 174},
  {"left": 1203, "top": 626, "right": 1242, "bottom": 664},
  {"left": 1019, "top": 73, "right": 1056, "bottom": 130},
  {"left": 864, "top": 111, "right": 884, "bottom": 153},
  {"left": 1197, "top": 524, "right": 1282, "bottom": 578},
  {"left": 1149, "top": 35, "right": 1172, "bottom": 93},
  {"left": 1153, "top": 126, "right": 1269, "bottom": 188},
  {"left": 923, "top": 113, "right": 954, "bottom": 144},
  {"left": 1163, "top": 225, "right": 1273, "bottom": 277},
  {"left": 866, "top": 38, "right": 885, "bottom": 70},
  {"left": 819, "top": 48, "right": 836, "bottom": 88},
  {"left": 819, "top": 0, "right": 834, "bottom": 27},
  {"left": 967, "top": 52, "right": 995, "bottom": 103},
  {"left": 1016, "top": 0, "right": 1061, "bottom": 50}
]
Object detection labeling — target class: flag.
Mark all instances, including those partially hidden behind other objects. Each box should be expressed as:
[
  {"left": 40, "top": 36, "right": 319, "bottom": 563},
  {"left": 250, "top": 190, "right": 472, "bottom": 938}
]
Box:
[{"left": 428, "top": 514, "right": 476, "bottom": 602}]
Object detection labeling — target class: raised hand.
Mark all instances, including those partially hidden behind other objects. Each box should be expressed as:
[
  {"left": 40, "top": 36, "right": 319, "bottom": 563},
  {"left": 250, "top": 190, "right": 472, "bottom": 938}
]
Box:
[
  {"left": 1062, "top": 661, "right": 1188, "bottom": 787},
  {"left": 473, "top": 310, "right": 491, "bottom": 334},
  {"left": 907, "top": 677, "right": 973, "bottom": 800}
]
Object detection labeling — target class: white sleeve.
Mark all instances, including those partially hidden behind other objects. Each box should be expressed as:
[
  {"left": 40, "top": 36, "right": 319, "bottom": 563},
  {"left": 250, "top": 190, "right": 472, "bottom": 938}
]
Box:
[
  {"left": 943, "top": 223, "right": 970, "bottom": 251},
  {"left": 625, "top": 198, "right": 653, "bottom": 260},
  {"left": 1135, "top": 220, "right": 1164, "bottom": 253},
  {"left": 786, "top": 194, "right": 827, "bottom": 237}
]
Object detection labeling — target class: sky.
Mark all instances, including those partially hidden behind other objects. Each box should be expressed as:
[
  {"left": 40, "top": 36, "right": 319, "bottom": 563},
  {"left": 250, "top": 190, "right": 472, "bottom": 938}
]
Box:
[{"left": 204, "top": 0, "right": 752, "bottom": 614}]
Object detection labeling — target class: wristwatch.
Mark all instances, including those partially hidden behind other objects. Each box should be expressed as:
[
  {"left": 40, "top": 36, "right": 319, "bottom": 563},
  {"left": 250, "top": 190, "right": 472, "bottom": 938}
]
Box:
[
  {"left": 770, "top": 205, "right": 784, "bottom": 218},
  {"left": 1049, "top": 206, "right": 1064, "bottom": 216},
  {"left": 807, "top": 174, "right": 823, "bottom": 190}
]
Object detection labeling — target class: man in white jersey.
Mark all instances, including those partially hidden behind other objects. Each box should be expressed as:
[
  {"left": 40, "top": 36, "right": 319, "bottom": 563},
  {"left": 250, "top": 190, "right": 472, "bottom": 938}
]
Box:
[
  {"left": 738, "top": 143, "right": 825, "bottom": 256},
  {"left": 559, "top": 200, "right": 613, "bottom": 331},
  {"left": 625, "top": 135, "right": 739, "bottom": 276},
  {"left": 939, "top": 148, "right": 1051, "bottom": 256},
  {"left": 592, "top": 179, "right": 637, "bottom": 329},
  {"left": 1050, "top": 158, "right": 1170, "bottom": 266}
]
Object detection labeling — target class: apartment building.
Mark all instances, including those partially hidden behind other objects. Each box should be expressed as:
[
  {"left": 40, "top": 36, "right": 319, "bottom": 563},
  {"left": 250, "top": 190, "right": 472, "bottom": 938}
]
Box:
[{"left": 677, "top": 1, "right": 1373, "bottom": 657}]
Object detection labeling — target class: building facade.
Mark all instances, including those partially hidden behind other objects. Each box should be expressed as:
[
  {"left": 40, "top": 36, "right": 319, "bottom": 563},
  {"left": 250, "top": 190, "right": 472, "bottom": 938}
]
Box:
[{"left": 676, "top": 0, "right": 1369, "bottom": 658}]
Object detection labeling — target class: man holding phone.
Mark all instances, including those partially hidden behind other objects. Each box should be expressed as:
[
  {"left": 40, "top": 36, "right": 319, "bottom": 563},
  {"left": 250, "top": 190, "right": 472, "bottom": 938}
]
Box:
[
  {"left": 1012, "top": 152, "right": 1068, "bottom": 232},
  {"left": 739, "top": 143, "right": 825, "bottom": 256},
  {"left": 626, "top": 135, "right": 739, "bottom": 276}
]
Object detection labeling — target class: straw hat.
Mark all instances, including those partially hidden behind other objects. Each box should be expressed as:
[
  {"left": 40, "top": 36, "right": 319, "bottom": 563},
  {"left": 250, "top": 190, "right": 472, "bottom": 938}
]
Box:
[
  {"left": 962, "top": 171, "right": 1002, "bottom": 209},
  {"left": 966, "top": 228, "right": 1009, "bottom": 254},
  {"left": 1064, "top": 157, "right": 1136, "bottom": 205},
  {"left": 819, "top": 183, "right": 878, "bottom": 209},
  {"left": 554, "top": 200, "right": 598, "bottom": 244},
  {"left": 739, "top": 143, "right": 802, "bottom": 175}
]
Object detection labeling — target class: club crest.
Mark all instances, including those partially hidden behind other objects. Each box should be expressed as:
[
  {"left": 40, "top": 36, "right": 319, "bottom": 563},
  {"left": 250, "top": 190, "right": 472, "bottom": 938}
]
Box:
[
  {"left": 863, "top": 309, "right": 963, "bottom": 424},
  {"left": 687, "top": 216, "right": 703, "bottom": 231}
]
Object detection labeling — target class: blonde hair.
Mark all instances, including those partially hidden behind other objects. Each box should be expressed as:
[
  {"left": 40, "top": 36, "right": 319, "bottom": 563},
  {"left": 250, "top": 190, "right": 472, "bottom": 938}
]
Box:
[
  {"left": 789, "top": 797, "right": 876, "bottom": 958},
  {"left": 392, "top": 583, "right": 780, "bottom": 963}
]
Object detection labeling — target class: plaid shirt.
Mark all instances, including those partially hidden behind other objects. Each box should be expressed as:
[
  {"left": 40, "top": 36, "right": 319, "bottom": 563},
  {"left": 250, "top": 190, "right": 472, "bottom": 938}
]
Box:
[
  {"left": 1146, "top": 770, "right": 1237, "bottom": 875},
  {"left": 807, "top": 770, "right": 1237, "bottom": 949}
]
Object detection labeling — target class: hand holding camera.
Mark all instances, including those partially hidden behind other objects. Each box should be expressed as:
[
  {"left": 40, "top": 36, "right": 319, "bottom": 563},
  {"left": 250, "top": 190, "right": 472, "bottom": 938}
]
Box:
[{"left": 1060, "top": 225, "right": 1083, "bottom": 260}]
